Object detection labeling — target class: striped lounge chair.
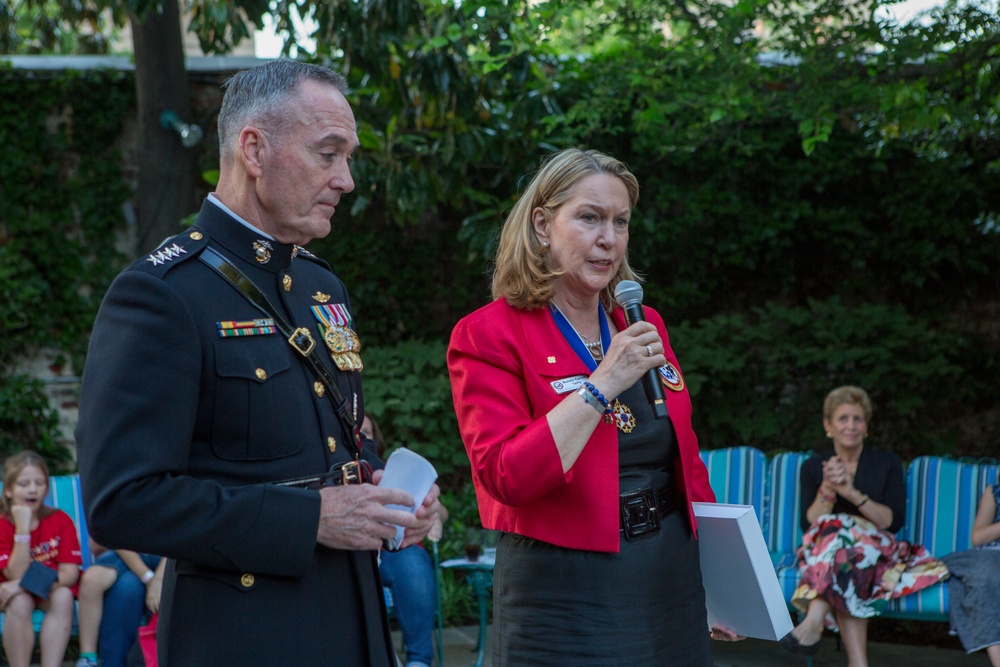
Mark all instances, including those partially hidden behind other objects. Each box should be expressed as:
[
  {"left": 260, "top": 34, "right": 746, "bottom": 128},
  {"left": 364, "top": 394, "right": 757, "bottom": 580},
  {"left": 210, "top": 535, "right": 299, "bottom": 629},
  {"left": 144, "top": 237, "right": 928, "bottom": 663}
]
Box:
[
  {"left": 885, "top": 456, "right": 1000, "bottom": 620},
  {"left": 699, "top": 446, "right": 768, "bottom": 531}
]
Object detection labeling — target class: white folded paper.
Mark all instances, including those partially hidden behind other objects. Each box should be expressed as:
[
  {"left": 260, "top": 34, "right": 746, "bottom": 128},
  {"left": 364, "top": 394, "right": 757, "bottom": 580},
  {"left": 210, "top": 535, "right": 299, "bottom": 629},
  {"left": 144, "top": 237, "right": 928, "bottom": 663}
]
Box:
[
  {"left": 693, "top": 502, "right": 793, "bottom": 641},
  {"left": 379, "top": 447, "right": 438, "bottom": 550}
]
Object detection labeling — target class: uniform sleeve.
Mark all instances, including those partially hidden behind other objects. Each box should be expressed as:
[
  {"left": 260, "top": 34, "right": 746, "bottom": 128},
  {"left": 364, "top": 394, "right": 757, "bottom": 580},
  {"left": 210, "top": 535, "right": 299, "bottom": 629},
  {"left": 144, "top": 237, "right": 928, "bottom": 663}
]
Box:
[
  {"left": 447, "top": 311, "right": 569, "bottom": 507},
  {"left": 76, "top": 270, "right": 321, "bottom": 576}
]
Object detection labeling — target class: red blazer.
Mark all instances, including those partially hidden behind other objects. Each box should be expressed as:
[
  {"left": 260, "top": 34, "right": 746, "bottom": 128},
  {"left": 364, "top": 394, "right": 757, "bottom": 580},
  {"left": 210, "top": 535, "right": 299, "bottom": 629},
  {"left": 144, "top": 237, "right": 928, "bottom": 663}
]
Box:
[{"left": 447, "top": 298, "right": 716, "bottom": 553}]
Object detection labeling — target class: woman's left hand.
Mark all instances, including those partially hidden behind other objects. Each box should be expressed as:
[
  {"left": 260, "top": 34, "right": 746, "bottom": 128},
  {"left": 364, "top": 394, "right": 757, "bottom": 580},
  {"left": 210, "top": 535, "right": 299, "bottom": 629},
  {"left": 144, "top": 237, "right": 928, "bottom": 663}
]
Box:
[{"left": 709, "top": 624, "right": 746, "bottom": 641}]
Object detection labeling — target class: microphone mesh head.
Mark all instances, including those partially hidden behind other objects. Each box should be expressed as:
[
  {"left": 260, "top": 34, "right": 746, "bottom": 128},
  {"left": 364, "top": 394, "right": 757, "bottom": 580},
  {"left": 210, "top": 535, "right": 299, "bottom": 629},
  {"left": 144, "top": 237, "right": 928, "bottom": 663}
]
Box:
[{"left": 614, "top": 280, "right": 643, "bottom": 307}]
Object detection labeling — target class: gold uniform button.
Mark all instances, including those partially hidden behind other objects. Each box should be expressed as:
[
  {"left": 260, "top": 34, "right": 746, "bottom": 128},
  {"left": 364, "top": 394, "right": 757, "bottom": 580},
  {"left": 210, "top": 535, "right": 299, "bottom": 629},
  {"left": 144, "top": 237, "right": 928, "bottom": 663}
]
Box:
[
  {"left": 283, "top": 275, "right": 292, "bottom": 292},
  {"left": 240, "top": 573, "right": 255, "bottom": 588},
  {"left": 314, "top": 381, "right": 325, "bottom": 397},
  {"left": 327, "top": 437, "right": 337, "bottom": 453},
  {"left": 255, "top": 368, "right": 267, "bottom": 380},
  {"left": 189, "top": 231, "right": 203, "bottom": 240}
]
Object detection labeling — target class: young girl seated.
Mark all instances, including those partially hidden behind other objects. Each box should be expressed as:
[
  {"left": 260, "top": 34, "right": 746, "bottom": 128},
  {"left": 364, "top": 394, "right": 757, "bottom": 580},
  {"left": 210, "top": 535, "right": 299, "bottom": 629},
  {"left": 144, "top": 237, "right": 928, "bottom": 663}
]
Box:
[{"left": 0, "top": 451, "right": 82, "bottom": 667}]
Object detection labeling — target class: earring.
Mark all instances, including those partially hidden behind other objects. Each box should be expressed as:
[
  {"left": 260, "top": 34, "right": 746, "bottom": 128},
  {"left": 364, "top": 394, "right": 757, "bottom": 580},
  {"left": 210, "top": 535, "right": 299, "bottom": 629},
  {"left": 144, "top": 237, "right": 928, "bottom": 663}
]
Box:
[
  {"left": 541, "top": 241, "right": 549, "bottom": 247},
  {"left": 826, "top": 431, "right": 833, "bottom": 438}
]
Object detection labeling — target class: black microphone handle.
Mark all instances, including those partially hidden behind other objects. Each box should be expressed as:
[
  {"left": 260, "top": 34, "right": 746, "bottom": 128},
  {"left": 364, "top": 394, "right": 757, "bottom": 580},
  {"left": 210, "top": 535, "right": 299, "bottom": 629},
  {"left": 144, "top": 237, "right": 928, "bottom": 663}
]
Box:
[{"left": 622, "top": 303, "right": 668, "bottom": 419}]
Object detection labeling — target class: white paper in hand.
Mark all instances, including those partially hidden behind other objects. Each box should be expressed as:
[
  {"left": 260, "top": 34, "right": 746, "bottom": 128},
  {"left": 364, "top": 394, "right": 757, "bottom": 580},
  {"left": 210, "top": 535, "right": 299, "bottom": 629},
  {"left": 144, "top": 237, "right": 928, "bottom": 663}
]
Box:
[{"left": 379, "top": 447, "right": 438, "bottom": 550}]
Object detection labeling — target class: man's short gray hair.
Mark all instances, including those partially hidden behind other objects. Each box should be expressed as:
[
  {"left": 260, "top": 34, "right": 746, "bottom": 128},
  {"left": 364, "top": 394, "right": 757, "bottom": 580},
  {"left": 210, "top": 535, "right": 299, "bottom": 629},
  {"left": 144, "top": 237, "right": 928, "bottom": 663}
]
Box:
[{"left": 217, "top": 60, "right": 350, "bottom": 160}]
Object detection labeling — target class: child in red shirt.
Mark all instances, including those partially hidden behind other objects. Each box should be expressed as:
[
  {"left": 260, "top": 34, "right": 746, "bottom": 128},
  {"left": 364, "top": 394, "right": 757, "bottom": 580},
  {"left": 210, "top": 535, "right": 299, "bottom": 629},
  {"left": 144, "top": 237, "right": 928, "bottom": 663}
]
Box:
[{"left": 0, "top": 451, "right": 82, "bottom": 667}]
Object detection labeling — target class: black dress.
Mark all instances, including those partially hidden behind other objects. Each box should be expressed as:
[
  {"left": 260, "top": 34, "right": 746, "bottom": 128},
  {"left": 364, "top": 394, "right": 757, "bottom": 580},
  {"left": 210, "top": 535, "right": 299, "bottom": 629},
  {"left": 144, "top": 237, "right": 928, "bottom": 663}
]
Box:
[{"left": 491, "top": 381, "right": 714, "bottom": 666}]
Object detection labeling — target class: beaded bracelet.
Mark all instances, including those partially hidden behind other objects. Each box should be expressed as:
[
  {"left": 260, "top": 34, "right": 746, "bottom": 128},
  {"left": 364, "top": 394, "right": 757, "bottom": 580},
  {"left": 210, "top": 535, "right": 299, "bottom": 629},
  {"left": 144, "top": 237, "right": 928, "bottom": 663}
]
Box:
[{"left": 581, "top": 381, "right": 613, "bottom": 416}]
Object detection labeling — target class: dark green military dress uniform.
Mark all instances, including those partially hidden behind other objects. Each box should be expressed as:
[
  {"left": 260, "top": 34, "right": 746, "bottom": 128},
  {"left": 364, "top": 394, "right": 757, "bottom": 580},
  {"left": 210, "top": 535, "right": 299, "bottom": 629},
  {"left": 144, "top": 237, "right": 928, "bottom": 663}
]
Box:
[{"left": 76, "top": 199, "right": 393, "bottom": 666}]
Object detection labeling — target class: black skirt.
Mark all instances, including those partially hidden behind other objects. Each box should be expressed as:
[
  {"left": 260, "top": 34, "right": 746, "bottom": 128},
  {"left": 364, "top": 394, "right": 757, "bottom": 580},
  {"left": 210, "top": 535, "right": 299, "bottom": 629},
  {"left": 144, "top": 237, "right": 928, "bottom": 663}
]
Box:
[{"left": 490, "top": 381, "right": 714, "bottom": 667}]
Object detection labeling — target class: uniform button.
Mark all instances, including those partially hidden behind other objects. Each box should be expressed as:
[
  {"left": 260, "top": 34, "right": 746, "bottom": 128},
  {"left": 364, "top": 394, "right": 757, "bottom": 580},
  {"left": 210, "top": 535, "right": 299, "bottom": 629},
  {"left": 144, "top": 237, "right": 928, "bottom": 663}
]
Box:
[
  {"left": 327, "top": 437, "right": 336, "bottom": 453},
  {"left": 314, "top": 381, "right": 325, "bottom": 397},
  {"left": 240, "top": 573, "right": 255, "bottom": 588},
  {"left": 189, "top": 231, "right": 203, "bottom": 240},
  {"left": 283, "top": 275, "right": 292, "bottom": 292},
  {"left": 255, "top": 368, "right": 266, "bottom": 380}
]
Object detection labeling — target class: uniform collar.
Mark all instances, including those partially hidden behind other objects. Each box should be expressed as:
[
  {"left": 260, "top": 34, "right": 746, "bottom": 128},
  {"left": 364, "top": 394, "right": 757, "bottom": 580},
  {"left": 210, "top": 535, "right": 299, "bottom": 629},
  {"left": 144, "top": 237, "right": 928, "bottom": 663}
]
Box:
[{"left": 196, "top": 198, "right": 296, "bottom": 273}]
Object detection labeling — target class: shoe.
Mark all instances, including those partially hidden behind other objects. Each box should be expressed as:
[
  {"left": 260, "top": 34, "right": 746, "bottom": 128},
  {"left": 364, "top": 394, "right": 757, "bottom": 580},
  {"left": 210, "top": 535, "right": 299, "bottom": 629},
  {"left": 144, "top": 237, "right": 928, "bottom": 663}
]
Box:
[
  {"left": 779, "top": 632, "right": 821, "bottom": 656},
  {"left": 75, "top": 659, "right": 98, "bottom": 667}
]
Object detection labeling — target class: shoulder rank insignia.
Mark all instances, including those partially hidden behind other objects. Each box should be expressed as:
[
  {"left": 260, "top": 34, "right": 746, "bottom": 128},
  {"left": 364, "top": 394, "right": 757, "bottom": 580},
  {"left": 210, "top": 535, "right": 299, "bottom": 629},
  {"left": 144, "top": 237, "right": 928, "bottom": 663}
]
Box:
[{"left": 147, "top": 243, "right": 188, "bottom": 266}]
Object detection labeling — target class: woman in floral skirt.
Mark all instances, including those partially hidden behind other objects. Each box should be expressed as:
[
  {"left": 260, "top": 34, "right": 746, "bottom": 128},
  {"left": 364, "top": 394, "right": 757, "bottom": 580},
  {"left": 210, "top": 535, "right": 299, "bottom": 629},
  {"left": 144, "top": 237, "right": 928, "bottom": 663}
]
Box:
[{"left": 780, "top": 385, "right": 949, "bottom": 667}]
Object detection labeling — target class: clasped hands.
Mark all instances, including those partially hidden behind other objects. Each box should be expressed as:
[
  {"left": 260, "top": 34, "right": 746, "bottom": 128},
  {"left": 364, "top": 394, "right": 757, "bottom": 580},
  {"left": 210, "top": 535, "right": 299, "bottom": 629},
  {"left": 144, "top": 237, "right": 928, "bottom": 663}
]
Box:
[
  {"left": 316, "top": 470, "right": 441, "bottom": 551},
  {"left": 821, "top": 456, "right": 855, "bottom": 498}
]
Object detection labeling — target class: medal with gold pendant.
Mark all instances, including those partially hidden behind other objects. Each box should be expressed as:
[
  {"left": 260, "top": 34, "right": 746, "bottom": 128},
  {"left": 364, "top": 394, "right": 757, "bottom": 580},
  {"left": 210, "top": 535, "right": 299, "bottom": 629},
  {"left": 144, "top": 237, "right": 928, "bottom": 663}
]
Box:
[{"left": 311, "top": 304, "right": 363, "bottom": 372}]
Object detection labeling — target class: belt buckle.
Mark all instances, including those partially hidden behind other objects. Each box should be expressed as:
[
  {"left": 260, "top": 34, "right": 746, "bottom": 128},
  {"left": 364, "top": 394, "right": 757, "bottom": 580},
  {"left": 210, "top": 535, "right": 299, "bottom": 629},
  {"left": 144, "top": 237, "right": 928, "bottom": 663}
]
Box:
[
  {"left": 338, "top": 460, "right": 373, "bottom": 485},
  {"left": 288, "top": 327, "right": 316, "bottom": 356},
  {"left": 621, "top": 488, "right": 659, "bottom": 541}
]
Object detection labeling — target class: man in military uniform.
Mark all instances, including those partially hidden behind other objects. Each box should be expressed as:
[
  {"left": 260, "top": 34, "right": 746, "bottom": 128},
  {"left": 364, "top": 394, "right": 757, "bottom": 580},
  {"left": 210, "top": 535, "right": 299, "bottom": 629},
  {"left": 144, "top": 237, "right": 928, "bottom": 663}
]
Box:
[{"left": 75, "top": 60, "right": 440, "bottom": 666}]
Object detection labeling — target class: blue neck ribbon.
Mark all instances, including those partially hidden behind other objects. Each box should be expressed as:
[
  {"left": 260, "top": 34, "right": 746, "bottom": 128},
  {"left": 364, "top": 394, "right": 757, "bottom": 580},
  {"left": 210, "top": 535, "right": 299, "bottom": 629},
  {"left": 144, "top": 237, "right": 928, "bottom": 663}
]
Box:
[{"left": 549, "top": 302, "right": 611, "bottom": 373}]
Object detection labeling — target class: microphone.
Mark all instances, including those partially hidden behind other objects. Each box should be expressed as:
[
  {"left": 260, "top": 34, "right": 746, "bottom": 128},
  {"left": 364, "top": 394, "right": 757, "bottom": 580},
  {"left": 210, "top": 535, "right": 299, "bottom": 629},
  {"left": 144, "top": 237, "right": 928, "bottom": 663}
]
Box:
[{"left": 614, "top": 280, "right": 668, "bottom": 420}]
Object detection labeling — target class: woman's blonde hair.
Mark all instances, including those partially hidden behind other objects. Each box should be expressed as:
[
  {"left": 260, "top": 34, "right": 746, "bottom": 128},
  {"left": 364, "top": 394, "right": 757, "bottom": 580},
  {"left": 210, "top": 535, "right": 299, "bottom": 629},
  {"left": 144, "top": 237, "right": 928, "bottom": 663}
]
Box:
[
  {"left": 0, "top": 451, "right": 53, "bottom": 519},
  {"left": 823, "top": 385, "right": 873, "bottom": 422},
  {"left": 491, "top": 148, "right": 641, "bottom": 311}
]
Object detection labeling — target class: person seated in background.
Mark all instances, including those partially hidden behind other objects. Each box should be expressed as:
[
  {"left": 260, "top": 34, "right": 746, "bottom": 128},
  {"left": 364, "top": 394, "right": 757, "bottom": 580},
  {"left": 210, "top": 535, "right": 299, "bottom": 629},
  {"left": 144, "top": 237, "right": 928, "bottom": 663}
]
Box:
[
  {"left": 76, "top": 542, "right": 165, "bottom": 667},
  {"left": 0, "top": 451, "right": 82, "bottom": 667},
  {"left": 943, "top": 470, "right": 1000, "bottom": 666},
  {"left": 361, "top": 415, "right": 447, "bottom": 667},
  {"left": 781, "top": 385, "right": 949, "bottom": 666}
]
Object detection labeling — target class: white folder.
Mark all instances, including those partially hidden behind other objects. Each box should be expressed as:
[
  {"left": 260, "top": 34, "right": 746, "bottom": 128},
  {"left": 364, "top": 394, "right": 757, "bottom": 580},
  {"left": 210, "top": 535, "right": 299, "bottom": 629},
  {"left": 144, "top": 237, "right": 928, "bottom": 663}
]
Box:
[{"left": 693, "top": 502, "right": 794, "bottom": 641}]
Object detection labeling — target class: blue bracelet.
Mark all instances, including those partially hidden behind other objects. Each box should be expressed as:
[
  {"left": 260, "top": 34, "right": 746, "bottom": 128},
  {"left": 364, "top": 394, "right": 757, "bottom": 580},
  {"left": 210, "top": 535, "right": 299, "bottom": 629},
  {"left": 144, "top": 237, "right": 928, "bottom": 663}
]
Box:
[{"left": 582, "top": 381, "right": 612, "bottom": 415}]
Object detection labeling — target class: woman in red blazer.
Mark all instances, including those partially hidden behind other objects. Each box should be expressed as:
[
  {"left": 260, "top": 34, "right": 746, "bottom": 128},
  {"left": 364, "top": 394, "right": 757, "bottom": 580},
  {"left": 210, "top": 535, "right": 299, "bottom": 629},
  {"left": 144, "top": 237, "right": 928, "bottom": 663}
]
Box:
[{"left": 448, "top": 148, "right": 723, "bottom": 666}]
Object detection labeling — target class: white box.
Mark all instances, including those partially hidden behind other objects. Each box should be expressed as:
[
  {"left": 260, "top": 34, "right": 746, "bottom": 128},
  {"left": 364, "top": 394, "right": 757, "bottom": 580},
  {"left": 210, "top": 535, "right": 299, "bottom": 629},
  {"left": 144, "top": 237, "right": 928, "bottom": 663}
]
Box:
[{"left": 693, "top": 502, "right": 794, "bottom": 641}]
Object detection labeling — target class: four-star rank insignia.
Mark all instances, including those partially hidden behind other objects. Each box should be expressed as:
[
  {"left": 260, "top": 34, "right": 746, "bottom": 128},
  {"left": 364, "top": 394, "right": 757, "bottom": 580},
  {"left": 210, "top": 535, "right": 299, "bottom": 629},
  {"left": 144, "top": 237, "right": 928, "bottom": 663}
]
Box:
[
  {"left": 146, "top": 243, "right": 187, "bottom": 266},
  {"left": 658, "top": 362, "right": 685, "bottom": 392}
]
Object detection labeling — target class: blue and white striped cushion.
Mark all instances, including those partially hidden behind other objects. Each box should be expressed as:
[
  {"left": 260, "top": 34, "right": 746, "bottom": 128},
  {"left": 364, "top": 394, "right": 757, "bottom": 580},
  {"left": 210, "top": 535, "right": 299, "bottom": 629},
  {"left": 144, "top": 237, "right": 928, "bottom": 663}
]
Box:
[
  {"left": 699, "top": 446, "right": 767, "bottom": 530},
  {"left": 887, "top": 457, "right": 1000, "bottom": 617}
]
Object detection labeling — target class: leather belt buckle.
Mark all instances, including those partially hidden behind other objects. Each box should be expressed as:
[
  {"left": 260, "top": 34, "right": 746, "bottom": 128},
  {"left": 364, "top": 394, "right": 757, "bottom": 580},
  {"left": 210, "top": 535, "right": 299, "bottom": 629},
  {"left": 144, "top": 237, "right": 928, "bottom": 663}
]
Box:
[
  {"left": 271, "top": 460, "right": 373, "bottom": 489},
  {"left": 288, "top": 327, "right": 316, "bottom": 356},
  {"left": 620, "top": 487, "right": 659, "bottom": 541},
  {"left": 339, "top": 460, "right": 371, "bottom": 485}
]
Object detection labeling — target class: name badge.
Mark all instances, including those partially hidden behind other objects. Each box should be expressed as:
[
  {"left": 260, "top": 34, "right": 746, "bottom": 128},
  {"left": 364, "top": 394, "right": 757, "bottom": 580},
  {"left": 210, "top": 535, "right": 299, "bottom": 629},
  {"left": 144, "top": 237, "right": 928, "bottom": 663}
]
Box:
[{"left": 551, "top": 375, "right": 587, "bottom": 395}]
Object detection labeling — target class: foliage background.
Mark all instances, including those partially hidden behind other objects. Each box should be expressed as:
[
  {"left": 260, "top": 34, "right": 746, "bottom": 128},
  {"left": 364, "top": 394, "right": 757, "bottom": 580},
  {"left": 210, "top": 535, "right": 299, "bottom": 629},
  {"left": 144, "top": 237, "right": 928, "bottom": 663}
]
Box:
[{"left": 2, "top": 0, "right": 999, "bottom": 493}]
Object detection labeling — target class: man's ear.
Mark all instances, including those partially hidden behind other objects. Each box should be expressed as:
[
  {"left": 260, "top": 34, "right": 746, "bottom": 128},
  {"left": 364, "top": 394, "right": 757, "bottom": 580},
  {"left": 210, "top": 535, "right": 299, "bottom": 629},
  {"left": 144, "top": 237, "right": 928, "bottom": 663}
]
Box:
[{"left": 240, "top": 126, "right": 266, "bottom": 178}]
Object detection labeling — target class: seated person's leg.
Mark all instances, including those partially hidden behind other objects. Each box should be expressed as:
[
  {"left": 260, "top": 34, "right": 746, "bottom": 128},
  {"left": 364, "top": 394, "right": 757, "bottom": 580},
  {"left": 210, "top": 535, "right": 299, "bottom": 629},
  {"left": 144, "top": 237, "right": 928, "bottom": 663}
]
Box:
[
  {"left": 2, "top": 588, "right": 39, "bottom": 667},
  {"left": 78, "top": 561, "right": 120, "bottom": 658},
  {"left": 98, "top": 555, "right": 158, "bottom": 667},
  {"left": 379, "top": 546, "right": 436, "bottom": 667},
  {"left": 39, "top": 585, "right": 75, "bottom": 667}
]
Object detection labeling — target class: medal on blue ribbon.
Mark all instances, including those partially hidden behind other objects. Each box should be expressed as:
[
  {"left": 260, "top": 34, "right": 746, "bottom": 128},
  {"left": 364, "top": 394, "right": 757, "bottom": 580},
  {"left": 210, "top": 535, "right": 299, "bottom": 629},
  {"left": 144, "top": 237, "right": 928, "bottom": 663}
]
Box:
[{"left": 549, "top": 304, "right": 634, "bottom": 432}]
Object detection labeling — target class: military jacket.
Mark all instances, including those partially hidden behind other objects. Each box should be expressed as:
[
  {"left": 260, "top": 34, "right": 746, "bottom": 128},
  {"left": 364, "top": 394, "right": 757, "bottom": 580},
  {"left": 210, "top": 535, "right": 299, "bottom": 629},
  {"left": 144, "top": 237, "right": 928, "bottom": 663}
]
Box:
[{"left": 76, "top": 200, "right": 392, "bottom": 666}]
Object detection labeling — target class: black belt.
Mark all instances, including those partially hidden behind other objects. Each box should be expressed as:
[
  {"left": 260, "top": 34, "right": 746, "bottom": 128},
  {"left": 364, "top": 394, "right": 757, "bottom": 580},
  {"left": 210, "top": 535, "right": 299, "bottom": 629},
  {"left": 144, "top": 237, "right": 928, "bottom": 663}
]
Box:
[
  {"left": 271, "top": 460, "right": 373, "bottom": 490},
  {"left": 620, "top": 483, "right": 679, "bottom": 541}
]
